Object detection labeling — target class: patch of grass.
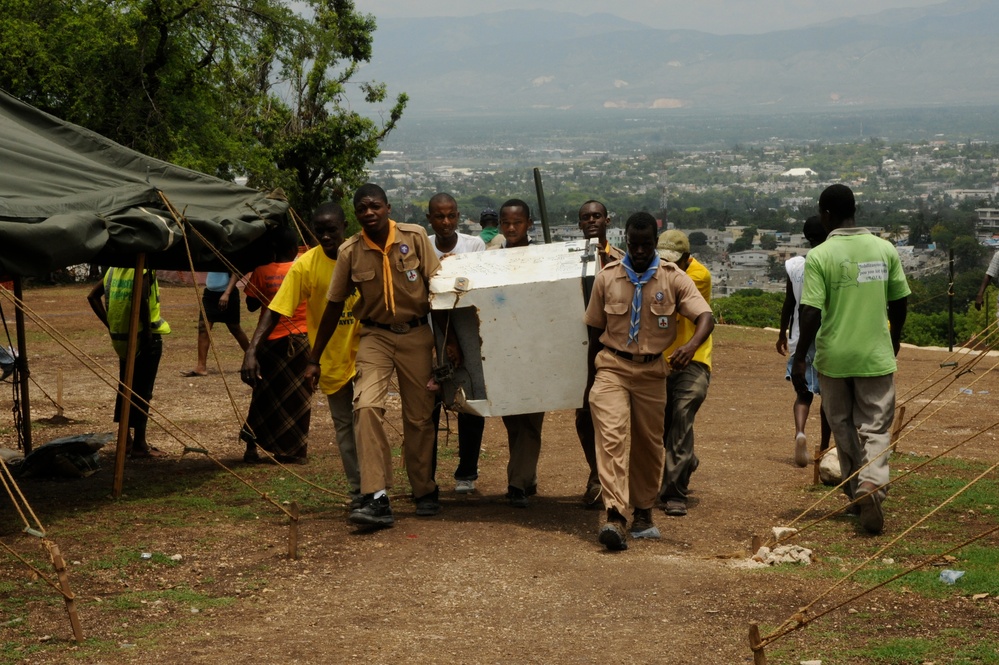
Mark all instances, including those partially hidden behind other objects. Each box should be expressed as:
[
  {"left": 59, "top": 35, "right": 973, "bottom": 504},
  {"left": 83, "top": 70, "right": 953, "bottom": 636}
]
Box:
[
  {"left": 794, "top": 456, "right": 999, "bottom": 594},
  {"left": 68, "top": 638, "right": 118, "bottom": 659},
  {"left": 863, "top": 637, "right": 934, "bottom": 662},
  {"left": 128, "top": 619, "right": 179, "bottom": 639},
  {"left": 0, "top": 641, "right": 46, "bottom": 665},
  {"left": 154, "top": 586, "right": 235, "bottom": 608},
  {"left": 105, "top": 586, "right": 235, "bottom": 613},
  {"left": 88, "top": 547, "right": 143, "bottom": 571},
  {"left": 843, "top": 635, "right": 999, "bottom": 664},
  {"left": 105, "top": 595, "right": 143, "bottom": 611},
  {"left": 86, "top": 547, "right": 179, "bottom": 572}
]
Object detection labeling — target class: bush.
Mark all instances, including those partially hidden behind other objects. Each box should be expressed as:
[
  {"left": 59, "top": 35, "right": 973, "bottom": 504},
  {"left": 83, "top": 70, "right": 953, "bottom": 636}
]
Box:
[{"left": 712, "top": 290, "right": 784, "bottom": 328}]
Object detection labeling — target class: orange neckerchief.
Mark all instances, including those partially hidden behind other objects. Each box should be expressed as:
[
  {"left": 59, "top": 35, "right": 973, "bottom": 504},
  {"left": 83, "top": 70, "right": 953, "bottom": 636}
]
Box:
[{"left": 361, "top": 220, "right": 397, "bottom": 316}]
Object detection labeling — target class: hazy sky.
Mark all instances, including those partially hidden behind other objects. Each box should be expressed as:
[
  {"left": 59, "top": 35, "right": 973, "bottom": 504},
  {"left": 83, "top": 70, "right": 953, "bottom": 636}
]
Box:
[{"left": 353, "top": 0, "right": 948, "bottom": 34}]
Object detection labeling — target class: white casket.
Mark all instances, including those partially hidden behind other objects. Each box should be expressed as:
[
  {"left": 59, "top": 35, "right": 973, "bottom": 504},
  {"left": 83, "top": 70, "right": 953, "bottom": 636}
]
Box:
[{"left": 429, "top": 240, "right": 599, "bottom": 417}]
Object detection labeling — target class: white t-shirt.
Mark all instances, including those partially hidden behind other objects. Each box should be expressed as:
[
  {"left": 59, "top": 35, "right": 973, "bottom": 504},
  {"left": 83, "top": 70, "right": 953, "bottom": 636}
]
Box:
[
  {"left": 784, "top": 255, "right": 806, "bottom": 355},
  {"left": 429, "top": 232, "right": 486, "bottom": 259}
]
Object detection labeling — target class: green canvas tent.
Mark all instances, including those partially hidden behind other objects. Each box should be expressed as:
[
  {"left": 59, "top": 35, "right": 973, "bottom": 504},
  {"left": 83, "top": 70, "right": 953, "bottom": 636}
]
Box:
[
  {"left": 0, "top": 89, "right": 291, "bottom": 471},
  {"left": 0, "top": 89, "right": 289, "bottom": 277}
]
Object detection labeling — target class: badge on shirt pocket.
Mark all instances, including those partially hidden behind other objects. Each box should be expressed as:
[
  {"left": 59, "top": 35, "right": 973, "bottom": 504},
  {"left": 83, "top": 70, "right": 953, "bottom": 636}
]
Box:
[
  {"left": 657, "top": 316, "right": 670, "bottom": 329},
  {"left": 405, "top": 269, "right": 419, "bottom": 282}
]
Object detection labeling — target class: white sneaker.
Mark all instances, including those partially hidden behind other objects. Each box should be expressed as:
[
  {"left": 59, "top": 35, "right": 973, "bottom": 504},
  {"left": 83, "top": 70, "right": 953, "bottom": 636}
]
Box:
[
  {"left": 794, "top": 432, "right": 809, "bottom": 467},
  {"left": 455, "top": 479, "right": 476, "bottom": 494}
]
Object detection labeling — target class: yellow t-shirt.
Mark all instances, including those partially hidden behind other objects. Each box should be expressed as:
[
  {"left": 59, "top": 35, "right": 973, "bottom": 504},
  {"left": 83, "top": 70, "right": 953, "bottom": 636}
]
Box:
[
  {"left": 663, "top": 257, "right": 713, "bottom": 371},
  {"left": 268, "top": 246, "right": 359, "bottom": 395}
]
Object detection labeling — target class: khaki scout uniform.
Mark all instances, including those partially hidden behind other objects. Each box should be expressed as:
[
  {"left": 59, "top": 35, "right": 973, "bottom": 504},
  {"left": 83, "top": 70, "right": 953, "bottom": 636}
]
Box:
[
  {"left": 576, "top": 243, "right": 626, "bottom": 493},
  {"left": 327, "top": 221, "right": 442, "bottom": 498},
  {"left": 583, "top": 260, "right": 712, "bottom": 518}
]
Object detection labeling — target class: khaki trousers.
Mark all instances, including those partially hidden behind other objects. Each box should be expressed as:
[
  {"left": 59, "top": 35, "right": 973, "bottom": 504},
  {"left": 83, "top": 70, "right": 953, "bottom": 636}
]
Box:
[
  {"left": 818, "top": 373, "right": 895, "bottom": 498},
  {"left": 353, "top": 325, "right": 437, "bottom": 498},
  {"left": 589, "top": 349, "right": 669, "bottom": 516}
]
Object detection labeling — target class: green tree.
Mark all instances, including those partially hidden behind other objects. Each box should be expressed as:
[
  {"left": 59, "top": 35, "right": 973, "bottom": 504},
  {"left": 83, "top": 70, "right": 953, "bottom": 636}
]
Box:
[
  {"left": 951, "top": 235, "right": 988, "bottom": 273},
  {"left": 765, "top": 256, "right": 786, "bottom": 282},
  {"left": 0, "top": 0, "right": 406, "bottom": 214},
  {"left": 688, "top": 231, "right": 708, "bottom": 247},
  {"left": 728, "top": 225, "right": 757, "bottom": 253}
]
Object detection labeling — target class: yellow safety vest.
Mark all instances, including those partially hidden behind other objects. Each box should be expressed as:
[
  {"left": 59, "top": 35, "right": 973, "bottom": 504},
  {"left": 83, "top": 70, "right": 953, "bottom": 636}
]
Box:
[{"left": 105, "top": 268, "right": 171, "bottom": 357}]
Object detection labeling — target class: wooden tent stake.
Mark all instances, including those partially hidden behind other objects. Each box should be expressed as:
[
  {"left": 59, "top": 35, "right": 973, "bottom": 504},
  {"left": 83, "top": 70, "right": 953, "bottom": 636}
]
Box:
[
  {"left": 288, "top": 501, "right": 300, "bottom": 560},
  {"left": 812, "top": 443, "right": 821, "bottom": 485},
  {"left": 56, "top": 369, "right": 64, "bottom": 416},
  {"left": 44, "top": 541, "right": 84, "bottom": 643},
  {"left": 113, "top": 253, "right": 146, "bottom": 499},
  {"left": 751, "top": 534, "right": 761, "bottom": 555},
  {"left": 748, "top": 623, "right": 767, "bottom": 665},
  {"left": 890, "top": 404, "right": 906, "bottom": 452}
]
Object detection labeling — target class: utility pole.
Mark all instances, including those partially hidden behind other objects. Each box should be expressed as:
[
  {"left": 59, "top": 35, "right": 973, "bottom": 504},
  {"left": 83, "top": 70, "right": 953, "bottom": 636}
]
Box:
[{"left": 659, "top": 165, "right": 669, "bottom": 229}]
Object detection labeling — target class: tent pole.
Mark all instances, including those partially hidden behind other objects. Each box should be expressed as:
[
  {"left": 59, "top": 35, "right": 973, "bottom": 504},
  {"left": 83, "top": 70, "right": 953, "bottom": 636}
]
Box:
[
  {"left": 112, "top": 254, "right": 146, "bottom": 499},
  {"left": 13, "top": 276, "right": 32, "bottom": 454}
]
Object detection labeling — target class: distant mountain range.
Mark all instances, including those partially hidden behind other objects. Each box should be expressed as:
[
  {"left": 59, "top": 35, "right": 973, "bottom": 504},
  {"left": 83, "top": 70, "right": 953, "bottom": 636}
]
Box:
[{"left": 358, "top": 0, "right": 999, "bottom": 116}]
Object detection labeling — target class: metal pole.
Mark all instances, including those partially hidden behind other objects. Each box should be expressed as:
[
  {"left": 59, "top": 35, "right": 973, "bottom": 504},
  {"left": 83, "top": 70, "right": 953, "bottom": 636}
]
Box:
[
  {"left": 948, "top": 248, "right": 954, "bottom": 352},
  {"left": 12, "top": 277, "right": 32, "bottom": 454},
  {"left": 533, "top": 168, "right": 552, "bottom": 244}
]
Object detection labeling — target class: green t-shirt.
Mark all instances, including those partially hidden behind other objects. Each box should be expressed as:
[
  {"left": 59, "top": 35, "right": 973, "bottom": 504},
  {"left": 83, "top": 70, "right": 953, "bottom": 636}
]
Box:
[{"left": 800, "top": 228, "right": 910, "bottom": 378}]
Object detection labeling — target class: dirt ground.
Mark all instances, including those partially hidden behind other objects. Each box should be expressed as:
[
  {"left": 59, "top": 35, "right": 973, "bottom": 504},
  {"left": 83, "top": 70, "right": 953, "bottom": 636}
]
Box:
[{"left": 1, "top": 283, "right": 997, "bottom": 664}]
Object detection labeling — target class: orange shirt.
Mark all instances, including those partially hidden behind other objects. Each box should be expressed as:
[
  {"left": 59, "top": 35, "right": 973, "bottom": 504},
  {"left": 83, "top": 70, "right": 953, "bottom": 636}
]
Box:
[{"left": 247, "top": 261, "right": 307, "bottom": 340}]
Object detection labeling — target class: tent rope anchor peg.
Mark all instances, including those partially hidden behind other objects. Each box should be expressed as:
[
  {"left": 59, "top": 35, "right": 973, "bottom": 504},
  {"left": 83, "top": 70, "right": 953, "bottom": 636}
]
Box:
[
  {"left": 288, "top": 501, "right": 300, "bottom": 560},
  {"left": 748, "top": 623, "right": 767, "bottom": 664},
  {"left": 44, "top": 540, "right": 84, "bottom": 643}
]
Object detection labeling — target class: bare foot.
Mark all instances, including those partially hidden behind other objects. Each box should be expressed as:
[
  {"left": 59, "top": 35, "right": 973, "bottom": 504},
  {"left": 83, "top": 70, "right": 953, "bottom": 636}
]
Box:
[{"left": 180, "top": 369, "right": 208, "bottom": 377}]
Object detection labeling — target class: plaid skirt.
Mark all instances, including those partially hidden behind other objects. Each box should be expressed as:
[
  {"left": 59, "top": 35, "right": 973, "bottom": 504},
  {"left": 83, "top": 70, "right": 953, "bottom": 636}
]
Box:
[{"left": 242, "top": 334, "right": 312, "bottom": 458}]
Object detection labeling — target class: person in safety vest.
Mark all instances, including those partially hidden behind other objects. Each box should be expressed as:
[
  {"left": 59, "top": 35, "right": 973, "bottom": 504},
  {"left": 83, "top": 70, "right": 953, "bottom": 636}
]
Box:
[{"left": 88, "top": 267, "right": 171, "bottom": 457}]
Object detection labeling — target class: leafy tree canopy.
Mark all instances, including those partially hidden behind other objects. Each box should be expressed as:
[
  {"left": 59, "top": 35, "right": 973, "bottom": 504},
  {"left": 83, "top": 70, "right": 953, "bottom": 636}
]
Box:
[{"left": 0, "top": 0, "right": 407, "bottom": 215}]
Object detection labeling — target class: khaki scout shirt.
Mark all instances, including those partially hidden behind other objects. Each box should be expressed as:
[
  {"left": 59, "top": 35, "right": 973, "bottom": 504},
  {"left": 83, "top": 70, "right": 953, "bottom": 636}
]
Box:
[
  {"left": 326, "top": 221, "right": 442, "bottom": 325},
  {"left": 600, "top": 243, "right": 625, "bottom": 267},
  {"left": 584, "top": 261, "right": 711, "bottom": 356}
]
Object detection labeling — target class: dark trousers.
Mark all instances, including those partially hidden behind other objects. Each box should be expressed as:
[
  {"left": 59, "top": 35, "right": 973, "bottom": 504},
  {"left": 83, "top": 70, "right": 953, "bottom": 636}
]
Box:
[
  {"left": 661, "top": 361, "right": 710, "bottom": 502},
  {"left": 432, "top": 402, "right": 485, "bottom": 481},
  {"left": 114, "top": 335, "right": 162, "bottom": 431},
  {"left": 574, "top": 408, "right": 600, "bottom": 490}
]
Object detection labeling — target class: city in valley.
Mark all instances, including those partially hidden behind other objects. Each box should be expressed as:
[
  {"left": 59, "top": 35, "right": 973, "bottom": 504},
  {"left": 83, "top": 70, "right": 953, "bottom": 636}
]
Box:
[{"left": 368, "top": 109, "right": 999, "bottom": 299}]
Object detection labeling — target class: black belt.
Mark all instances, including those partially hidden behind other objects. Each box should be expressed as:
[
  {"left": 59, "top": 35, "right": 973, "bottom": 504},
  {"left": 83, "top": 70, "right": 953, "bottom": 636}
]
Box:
[
  {"left": 606, "top": 347, "right": 660, "bottom": 364},
  {"left": 361, "top": 315, "right": 428, "bottom": 334}
]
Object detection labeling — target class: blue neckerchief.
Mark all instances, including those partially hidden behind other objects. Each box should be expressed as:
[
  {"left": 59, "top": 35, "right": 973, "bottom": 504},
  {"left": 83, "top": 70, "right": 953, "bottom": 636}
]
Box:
[{"left": 621, "top": 253, "right": 660, "bottom": 346}]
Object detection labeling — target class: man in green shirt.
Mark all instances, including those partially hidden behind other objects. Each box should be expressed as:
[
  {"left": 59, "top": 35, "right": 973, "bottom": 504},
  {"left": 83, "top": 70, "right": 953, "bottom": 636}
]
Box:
[{"left": 793, "top": 184, "right": 909, "bottom": 535}]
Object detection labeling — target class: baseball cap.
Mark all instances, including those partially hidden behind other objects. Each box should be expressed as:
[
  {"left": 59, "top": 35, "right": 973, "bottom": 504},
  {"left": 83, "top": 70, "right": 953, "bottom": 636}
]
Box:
[
  {"left": 479, "top": 208, "right": 498, "bottom": 225},
  {"left": 657, "top": 229, "right": 690, "bottom": 263}
]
